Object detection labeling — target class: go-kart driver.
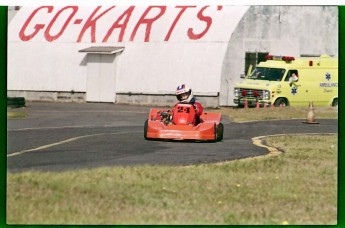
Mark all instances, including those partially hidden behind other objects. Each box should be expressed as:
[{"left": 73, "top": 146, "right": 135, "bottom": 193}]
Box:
[{"left": 175, "top": 84, "right": 204, "bottom": 125}]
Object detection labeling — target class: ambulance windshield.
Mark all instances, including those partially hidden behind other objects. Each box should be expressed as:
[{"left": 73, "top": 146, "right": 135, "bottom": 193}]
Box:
[{"left": 248, "top": 67, "right": 286, "bottom": 81}]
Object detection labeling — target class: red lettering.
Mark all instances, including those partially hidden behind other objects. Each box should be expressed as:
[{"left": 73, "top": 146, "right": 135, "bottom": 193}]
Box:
[
  {"left": 77, "top": 6, "right": 115, "bottom": 43},
  {"left": 44, "top": 6, "right": 78, "bottom": 42},
  {"left": 19, "top": 5, "right": 222, "bottom": 43},
  {"left": 19, "top": 6, "right": 53, "bottom": 41},
  {"left": 130, "top": 6, "right": 166, "bottom": 42},
  {"left": 102, "top": 6, "right": 135, "bottom": 42},
  {"left": 164, "top": 6, "right": 196, "bottom": 41},
  {"left": 188, "top": 6, "right": 212, "bottom": 40}
]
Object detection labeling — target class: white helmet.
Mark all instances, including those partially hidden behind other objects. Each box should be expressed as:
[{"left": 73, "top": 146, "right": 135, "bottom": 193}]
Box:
[{"left": 175, "top": 84, "right": 195, "bottom": 103}]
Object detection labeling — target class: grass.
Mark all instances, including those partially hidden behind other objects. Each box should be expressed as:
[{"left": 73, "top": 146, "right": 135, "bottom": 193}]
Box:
[
  {"left": 216, "top": 106, "right": 338, "bottom": 122},
  {"left": 7, "top": 110, "right": 27, "bottom": 119},
  {"left": 7, "top": 134, "right": 337, "bottom": 225}
]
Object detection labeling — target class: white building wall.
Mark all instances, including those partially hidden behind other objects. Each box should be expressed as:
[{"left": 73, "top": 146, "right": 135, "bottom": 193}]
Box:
[
  {"left": 8, "top": 5, "right": 338, "bottom": 107},
  {"left": 8, "top": 43, "right": 87, "bottom": 92},
  {"left": 8, "top": 5, "right": 249, "bottom": 104}
]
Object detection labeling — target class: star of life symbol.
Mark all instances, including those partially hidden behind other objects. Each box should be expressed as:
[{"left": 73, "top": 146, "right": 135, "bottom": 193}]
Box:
[
  {"left": 291, "top": 87, "right": 297, "bottom": 95},
  {"left": 326, "top": 73, "right": 331, "bottom": 81}
]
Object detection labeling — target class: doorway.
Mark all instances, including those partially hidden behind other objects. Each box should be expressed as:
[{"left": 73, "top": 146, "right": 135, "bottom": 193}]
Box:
[
  {"left": 86, "top": 54, "right": 116, "bottom": 102},
  {"left": 79, "top": 46, "right": 124, "bottom": 103},
  {"left": 245, "top": 52, "right": 269, "bottom": 76}
]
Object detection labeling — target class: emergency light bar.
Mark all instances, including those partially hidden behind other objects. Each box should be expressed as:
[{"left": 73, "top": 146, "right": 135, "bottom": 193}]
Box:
[{"left": 265, "top": 55, "right": 295, "bottom": 62}]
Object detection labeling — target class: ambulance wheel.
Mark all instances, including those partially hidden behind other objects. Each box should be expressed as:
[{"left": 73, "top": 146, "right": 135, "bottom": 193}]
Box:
[
  {"left": 332, "top": 98, "right": 338, "bottom": 107},
  {"left": 144, "top": 119, "right": 148, "bottom": 139},
  {"left": 217, "top": 123, "right": 224, "bottom": 141},
  {"left": 274, "top": 98, "right": 288, "bottom": 107}
]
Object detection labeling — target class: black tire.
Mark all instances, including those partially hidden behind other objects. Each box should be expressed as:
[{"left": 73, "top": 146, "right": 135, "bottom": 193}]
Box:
[
  {"left": 274, "top": 98, "right": 288, "bottom": 107},
  {"left": 144, "top": 119, "right": 148, "bottom": 139},
  {"left": 332, "top": 98, "right": 338, "bottom": 107},
  {"left": 213, "top": 123, "right": 218, "bottom": 142},
  {"left": 217, "top": 123, "right": 224, "bottom": 141}
]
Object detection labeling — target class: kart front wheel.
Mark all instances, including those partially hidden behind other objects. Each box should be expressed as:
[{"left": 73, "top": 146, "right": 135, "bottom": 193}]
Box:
[{"left": 217, "top": 123, "right": 224, "bottom": 141}]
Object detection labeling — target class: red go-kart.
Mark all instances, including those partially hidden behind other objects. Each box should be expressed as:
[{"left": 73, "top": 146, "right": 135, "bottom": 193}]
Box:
[{"left": 144, "top": 103, "right": 223, "bottom": 141}]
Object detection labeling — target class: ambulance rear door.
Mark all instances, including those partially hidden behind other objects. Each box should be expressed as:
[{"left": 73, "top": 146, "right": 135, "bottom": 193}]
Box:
[{"left": 317, "top": 69, "right": 338, "bottom": 106}]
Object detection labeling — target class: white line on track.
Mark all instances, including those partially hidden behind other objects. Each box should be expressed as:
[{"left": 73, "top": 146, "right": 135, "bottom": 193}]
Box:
[
  {"left": 8, "top": 123, "right": 143, "bottom": 131},
  {"left": 7, "top": 131, "right": 142, "bottom": 158},
  {"left": 30, "top": 110, "right": 148, "bottom": 114}
]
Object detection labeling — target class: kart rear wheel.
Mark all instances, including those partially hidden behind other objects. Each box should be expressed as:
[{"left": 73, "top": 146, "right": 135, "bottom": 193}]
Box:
[
  {"left": 144, "top": 119, "right": 148, "bottom": 139},
  {"left": 217, "top": 123, "right": 224, "bottom": 141}
]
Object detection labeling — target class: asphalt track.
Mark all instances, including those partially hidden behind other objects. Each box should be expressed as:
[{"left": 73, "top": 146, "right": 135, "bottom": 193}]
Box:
[{"left": 7, "top": 102, "right": 337, "bottom": 173}]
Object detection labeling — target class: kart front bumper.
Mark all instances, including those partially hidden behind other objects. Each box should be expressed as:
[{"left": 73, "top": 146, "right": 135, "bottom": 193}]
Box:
[{"left": 146, "top": 121, "right": 217, "bottom": 141}]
